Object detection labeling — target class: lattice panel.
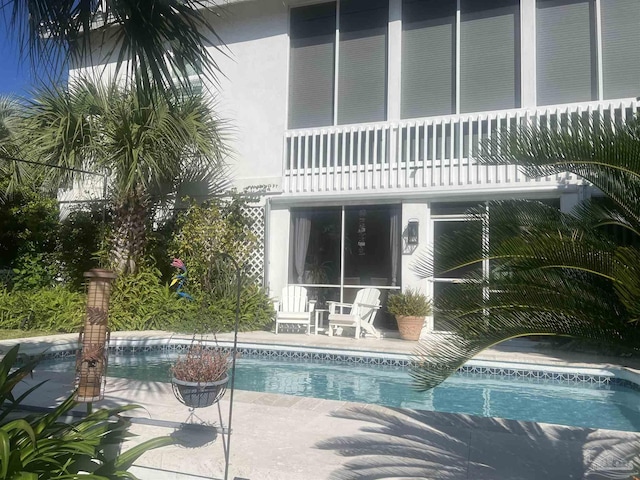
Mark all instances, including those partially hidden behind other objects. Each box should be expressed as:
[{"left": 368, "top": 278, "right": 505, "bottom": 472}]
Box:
[{"left": 239, "top": 204, "right": 265, "bottom": 284}]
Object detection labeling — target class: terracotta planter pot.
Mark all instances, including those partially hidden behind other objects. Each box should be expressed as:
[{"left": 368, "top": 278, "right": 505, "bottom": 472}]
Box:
[
  {"left": 395, "top": 315, "right": 425, "bottom": 341},
  {"left": 171, "top": 375, "right": 229, "bottom": 408}
]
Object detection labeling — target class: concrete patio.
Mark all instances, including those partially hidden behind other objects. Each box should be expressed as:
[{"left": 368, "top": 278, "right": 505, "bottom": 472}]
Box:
[{"left": 3, "top": 331, "right": 640, "bottom": 479}]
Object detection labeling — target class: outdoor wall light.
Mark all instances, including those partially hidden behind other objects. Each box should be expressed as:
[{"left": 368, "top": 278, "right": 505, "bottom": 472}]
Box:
[{"left": 407, "top": 219, "right": 419, "bottom": 245}]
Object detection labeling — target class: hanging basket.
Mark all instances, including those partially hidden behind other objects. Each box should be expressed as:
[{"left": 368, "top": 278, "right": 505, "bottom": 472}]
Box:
[{"left": 171, "top": 375, "right": 229, "bottom": 408}]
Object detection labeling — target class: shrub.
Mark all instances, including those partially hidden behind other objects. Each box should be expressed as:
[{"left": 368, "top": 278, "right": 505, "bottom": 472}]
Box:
[
  {"left": 169, "top": 194, "right": 274, "bottom": 333},
  {"left": 11, "top": 252, "right": 62, "bottom": 290},
  {"left": 171, "top": 193, "right": 259, "bottom": 290},
  {"left": 0, "top": 287, "right": 85, "bottom": 332},
  {"left": 0, "top": 183, "right": 59, "bottom": 269},
  {"left": 58, "top": 204, "right": 113, "bottom": 290},
  {"left": 387, "top": 288, "right": 432, "bottom": 317},
  {"left": 108, "top": 266, "right": 199, "bottom": 331}
]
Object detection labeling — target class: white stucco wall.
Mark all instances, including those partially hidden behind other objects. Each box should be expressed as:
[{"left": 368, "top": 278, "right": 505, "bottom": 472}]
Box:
[
  {"left": 207, "top": 0, "right": 289, "bottom": 190},
  {"left": 401, "top": 201, "right": 430, "bottom": 294},
  {"left": 68, "top": 0, "right": 290, "bottom": 195}
]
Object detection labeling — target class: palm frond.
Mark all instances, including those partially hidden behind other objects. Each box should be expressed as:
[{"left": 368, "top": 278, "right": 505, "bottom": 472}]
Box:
[
  {"left": 411, "top": 199, "right": 640, "bottom": 390},
  {"left": 6, "top": 0, "right": 226, "bottom": 96},
  {"left": 480, "top": 115, "right": 640, "bottom": 224}
]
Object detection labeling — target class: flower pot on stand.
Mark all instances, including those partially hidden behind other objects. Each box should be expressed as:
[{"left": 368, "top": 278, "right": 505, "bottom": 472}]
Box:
[
  {"left": 395, "top": 315, "right": 425, "bottom": 341},
  {"left": 171, "top": 375, "right": 229, "bottom": 408}
]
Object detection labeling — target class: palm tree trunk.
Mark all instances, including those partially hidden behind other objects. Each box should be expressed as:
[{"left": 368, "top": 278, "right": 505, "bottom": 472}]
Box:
[{"left": 110, "top": 189, "right": 149, "bottom": 275}]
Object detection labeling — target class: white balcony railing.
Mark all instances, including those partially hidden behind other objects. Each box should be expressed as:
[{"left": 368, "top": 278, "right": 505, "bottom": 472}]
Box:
[{"left": 283, "top": 98, "right": 639, "bottom": 195}]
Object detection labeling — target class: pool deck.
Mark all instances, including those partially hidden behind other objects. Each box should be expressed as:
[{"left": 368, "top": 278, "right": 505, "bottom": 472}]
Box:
[{"left": 3, "top": 331, "right": 640, "bottom": 479}]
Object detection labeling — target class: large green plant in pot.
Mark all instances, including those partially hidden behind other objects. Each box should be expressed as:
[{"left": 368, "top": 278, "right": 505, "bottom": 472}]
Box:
[{"left": 387, "top": 289, "right": 432, "bottom": 340}]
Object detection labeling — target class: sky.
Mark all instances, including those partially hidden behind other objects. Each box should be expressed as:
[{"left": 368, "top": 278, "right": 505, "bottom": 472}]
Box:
[
  {"left": 0, "top": 30, "right": 67, "bottom": 97},
  {"left": 0, "top": 38, "right": 31, "bottom": 96}
]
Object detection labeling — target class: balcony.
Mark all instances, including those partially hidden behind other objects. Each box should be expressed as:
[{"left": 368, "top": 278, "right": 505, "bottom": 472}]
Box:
[{"left": 283, "top": 98, "right": 639, "bottom": 196}]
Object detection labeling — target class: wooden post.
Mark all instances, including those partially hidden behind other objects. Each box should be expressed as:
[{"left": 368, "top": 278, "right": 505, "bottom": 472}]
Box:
[{"left": 75, "top": 269, "right": 117, "bottom": 403}]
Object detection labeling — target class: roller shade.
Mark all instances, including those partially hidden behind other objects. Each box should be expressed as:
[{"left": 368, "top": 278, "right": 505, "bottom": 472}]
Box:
[
  {"left": 401, "top": 0, "right": 455, "bottom": 119},
  {"left": 460, "top": 0, "right": 520, "bottom": 113},
  {"left": 288, "top": 3, "right": 336, "bottom": 129},
  {"left": 537, "top": 0, "right": 597, "bottom": 106},
  {"left": 337, "top": 0, "right": 388, "bottom": 125},
  {"left": 601, "top": 0, "right": 640, "bottom": 100}
]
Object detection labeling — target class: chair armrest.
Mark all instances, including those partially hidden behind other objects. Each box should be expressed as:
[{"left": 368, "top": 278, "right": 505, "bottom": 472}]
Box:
[
  {"left": 327, "top": 301, "right": 353, "bottom": 314},
  {"left": 273, "top": 300, "right": 280, "bottom": 312},
  {"left": 358, "top": 302, "right": 381, "bottom": 309},
  {"left": 308, "top": 300, "right": 316, "bottom": 313}
]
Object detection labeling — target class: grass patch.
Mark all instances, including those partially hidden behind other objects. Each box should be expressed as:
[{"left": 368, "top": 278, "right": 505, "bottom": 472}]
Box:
[{"left": 0, "top": 329, "right": 57, "bottom": 340}]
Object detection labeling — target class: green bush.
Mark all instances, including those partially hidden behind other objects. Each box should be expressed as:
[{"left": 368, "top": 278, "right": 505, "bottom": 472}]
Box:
[
  {"left": 0, "top": 183, "right": 59, "bottom": 269},
  {"left": 58, "top": 204, "right": 113, "bottom": 290},
  {"left": 173, "top": 283, "right": 274, "bottom": 333},
  {"left": 11, "top": 252, "right": 62, "bottom": 290},
  {"left": 387, "top": 288, "right": 432, "bottom": 317},
  {"left": 108, "top": 266, "right": 199, "bottom": 331},
  {"left": 0, "top": 287, "right": 85, "bottom": 332},
  {"left": 171, "top": 194, "right": 259, "bottom": 290},
  {"left": 168, "top": 193, "right": 274, "bottom": 333}
]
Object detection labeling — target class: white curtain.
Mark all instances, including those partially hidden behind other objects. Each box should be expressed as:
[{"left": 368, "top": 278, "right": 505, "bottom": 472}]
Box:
[{"left": 293, "top": 214, "right": 311, "bottom": 283}]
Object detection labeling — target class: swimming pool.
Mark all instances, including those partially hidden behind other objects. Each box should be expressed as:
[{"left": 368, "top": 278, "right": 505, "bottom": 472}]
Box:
[{"left": 38, "top": 350, "right": 640, "bottom": 432}]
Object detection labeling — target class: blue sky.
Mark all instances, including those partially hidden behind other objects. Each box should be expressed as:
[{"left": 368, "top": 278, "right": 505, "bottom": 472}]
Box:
[
  {"left": 0, "top": 40, "right": 31, "bottom": 96},
  {"left": 0, "top": 34, "right": 67, "bottom": 97}
]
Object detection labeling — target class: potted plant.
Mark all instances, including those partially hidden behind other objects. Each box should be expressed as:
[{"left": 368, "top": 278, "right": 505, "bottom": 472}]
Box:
[
  {"left": 387, "top": 288, "right": 432, "bottom": 341},
  {"left": 171, "top": 344, "right": 230, "bottom": 408}
]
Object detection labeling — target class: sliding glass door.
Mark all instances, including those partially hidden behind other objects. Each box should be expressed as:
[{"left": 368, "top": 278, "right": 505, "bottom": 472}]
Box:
[{"left": 289, "top": 204, "right": 401, "bottom": 324}]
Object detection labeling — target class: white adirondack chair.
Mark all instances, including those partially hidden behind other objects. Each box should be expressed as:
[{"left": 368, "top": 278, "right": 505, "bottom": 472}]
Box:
[
  {"left": 327, "top": 288, "right": 381, "bottom": 339},
  {"left": 274, "top": 285, "right": 316, "bottom": 334}
]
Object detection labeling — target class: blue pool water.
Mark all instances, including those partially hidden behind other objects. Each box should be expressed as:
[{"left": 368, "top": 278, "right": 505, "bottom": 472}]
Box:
[{"left": 40, "top": 352, "right": 640, "bottom": 432}]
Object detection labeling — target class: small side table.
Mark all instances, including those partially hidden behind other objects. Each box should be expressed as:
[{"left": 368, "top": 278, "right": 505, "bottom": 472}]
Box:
[{"left": 314, "top": 309, "right": 329, "bottom": 335}]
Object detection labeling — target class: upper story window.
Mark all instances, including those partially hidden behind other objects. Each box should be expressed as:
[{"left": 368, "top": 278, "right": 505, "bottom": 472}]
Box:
[
  {"left": 288, "top": 0, "right": 639, "bottom": 129},
  {"left": 401, "top": 0, "right": 520, "bottom": 119},
  {"left": 537, "top": 0, "right": 640, "bottom": 105},
  {"left": 288, "top": 3, "right": 336, "bottom": 129},
  {"left": 536, "top": 0, "right": 597, "bottom": 105},
  {"left": 601, "top": 0, "right": 640, "bottom": 100},
  {"left": 288, "top": 0, "right": 388, "bottom": 129}
]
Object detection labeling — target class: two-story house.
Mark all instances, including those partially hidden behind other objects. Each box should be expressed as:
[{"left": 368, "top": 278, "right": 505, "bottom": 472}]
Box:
[{"left": 71, "top": 0, "right": 640, "bottom": 331}]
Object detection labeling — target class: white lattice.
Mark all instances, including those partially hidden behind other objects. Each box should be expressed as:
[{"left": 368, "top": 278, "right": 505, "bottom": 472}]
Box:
[{"left": 239, "top": 205, "right": 265, "bottom": 284}]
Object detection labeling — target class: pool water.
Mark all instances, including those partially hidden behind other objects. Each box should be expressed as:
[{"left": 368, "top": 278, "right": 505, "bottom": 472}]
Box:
[{"left": 40, "top": 352, "right": 640, "bottom": 432}]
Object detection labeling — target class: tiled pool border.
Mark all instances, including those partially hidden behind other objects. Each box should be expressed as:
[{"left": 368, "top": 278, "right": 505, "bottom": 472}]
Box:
[{"left": 20, "top": 336, "right": 640, "bottom": 391}]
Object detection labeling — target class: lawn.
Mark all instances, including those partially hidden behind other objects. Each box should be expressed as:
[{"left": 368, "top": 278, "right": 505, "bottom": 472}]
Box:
[{"left": 0, "top": 329, "right": 56, "bottom": 340}]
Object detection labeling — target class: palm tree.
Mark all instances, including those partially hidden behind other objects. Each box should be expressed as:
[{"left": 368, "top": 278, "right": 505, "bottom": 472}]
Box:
[
  {"left": 4, "top": 0, "right": 223, "bottom": 96},
  {"left": 0, "top": 96, "right": 37, "bottom": 200},
  {"left": 411, "top": 115, "right": 640, "bottom": 391},
  {"left": 21, "top": 78, "right": 229, "bottom": 275}
]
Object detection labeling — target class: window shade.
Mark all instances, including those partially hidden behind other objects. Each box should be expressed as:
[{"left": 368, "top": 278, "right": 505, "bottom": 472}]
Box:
[
  {"left": 288, "top": 3, "right": 336, "bottom": 129},
  {"left": 337, "top": 0, "right": 388, "bottom": 125},
  {"left": 537, "top": 0, "right": 597, "bottom": 106},
  {"left": 601, "top": 0, "right": 640, "bottom": 100},
  {"left": 460, "top": 0, "right": 519, "bottom": 113},
  {"left": 401, "top": 0, "right": 455, "bottom": 119}
]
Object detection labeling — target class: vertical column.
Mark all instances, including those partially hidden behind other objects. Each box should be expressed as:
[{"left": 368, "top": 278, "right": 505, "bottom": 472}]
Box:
[
  {"left": 520, "top": 0, "right": 537, "bottom": 108},
  {"left": 76, "top": 269, "right": 117, "bottom": 403},
  {"left": 455, "top": 0, "right": 461, "bottom": 114},
  {"left": 594, "top": 0, "right": 604, "bottom": 100},
  {"left": 387, "top": 0, "right": 402, "bottom": 122},
  {"left": 401, "top": 201, "right": 429, "bottom": 292}
]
